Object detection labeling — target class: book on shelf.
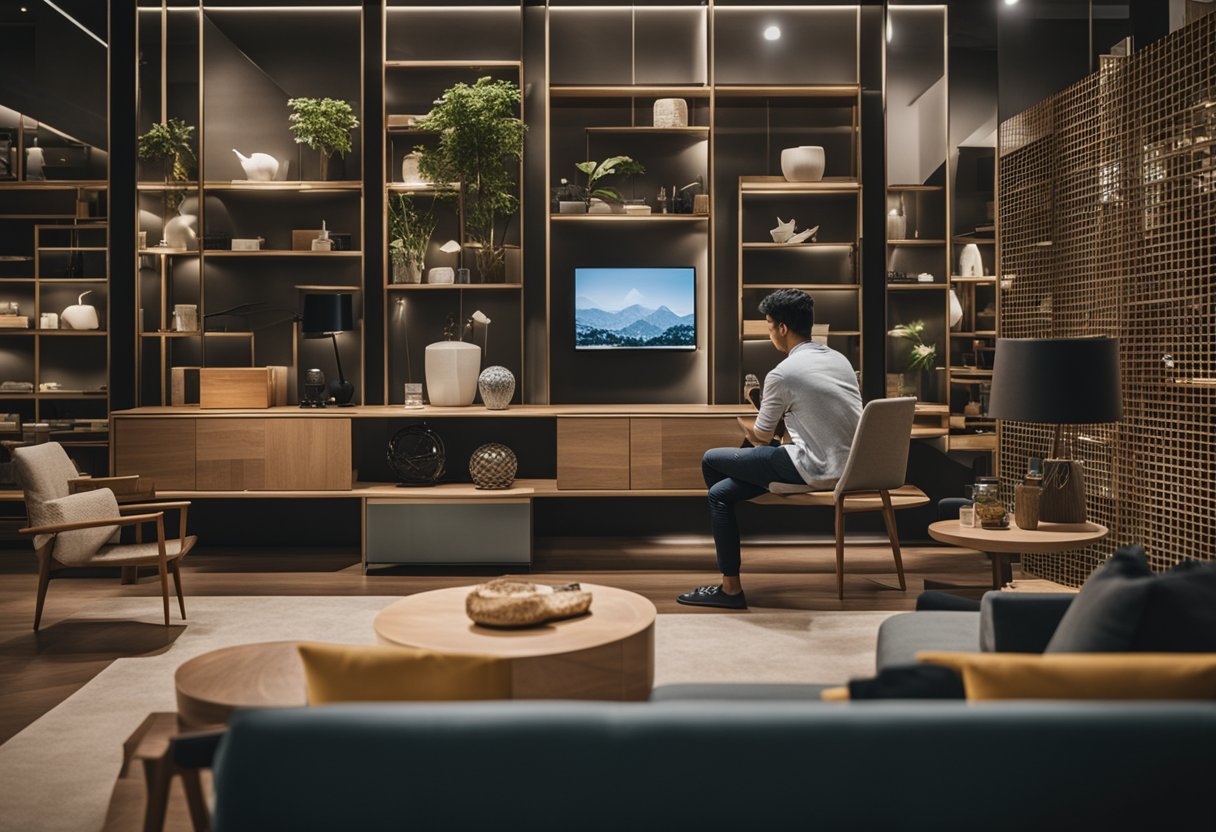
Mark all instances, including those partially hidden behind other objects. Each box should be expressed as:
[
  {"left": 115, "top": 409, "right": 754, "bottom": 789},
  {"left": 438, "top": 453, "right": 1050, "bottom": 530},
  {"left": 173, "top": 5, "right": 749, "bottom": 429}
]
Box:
[{"left": 0, "top": 315, "right": 30, "bottom": 328}]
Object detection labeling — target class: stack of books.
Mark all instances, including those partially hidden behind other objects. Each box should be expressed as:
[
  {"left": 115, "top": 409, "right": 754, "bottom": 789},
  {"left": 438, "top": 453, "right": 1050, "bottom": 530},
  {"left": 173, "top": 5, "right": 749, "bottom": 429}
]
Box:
[{"left": 0, "top": 314, "right": 29, "bottom": 329}]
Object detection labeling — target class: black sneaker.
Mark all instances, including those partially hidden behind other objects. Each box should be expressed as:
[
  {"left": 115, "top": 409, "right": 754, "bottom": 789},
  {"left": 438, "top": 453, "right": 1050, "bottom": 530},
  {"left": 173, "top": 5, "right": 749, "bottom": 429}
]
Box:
[{"left": 676, "top": 584, "right": 748, "bottom": 610}]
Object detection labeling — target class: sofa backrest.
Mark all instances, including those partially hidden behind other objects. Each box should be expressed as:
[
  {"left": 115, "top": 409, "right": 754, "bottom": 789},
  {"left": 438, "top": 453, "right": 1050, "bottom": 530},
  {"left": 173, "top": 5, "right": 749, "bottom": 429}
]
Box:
[{"left": 212, "top": 700, "right": 1216, "bottom": 831}]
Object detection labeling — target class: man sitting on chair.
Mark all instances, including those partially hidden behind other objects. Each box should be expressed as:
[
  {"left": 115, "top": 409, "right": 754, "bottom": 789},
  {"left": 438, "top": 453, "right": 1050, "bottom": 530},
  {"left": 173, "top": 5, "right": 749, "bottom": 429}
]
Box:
[{"left": 678, "top": 289, "right": 861, "bottom": 609}]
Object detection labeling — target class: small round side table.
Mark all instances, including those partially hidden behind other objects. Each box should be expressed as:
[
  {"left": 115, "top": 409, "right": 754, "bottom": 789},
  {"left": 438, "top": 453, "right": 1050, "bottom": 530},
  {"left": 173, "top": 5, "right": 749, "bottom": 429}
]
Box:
[{"left": 928, "top": 519, "right": 1109, "bottom": 590}]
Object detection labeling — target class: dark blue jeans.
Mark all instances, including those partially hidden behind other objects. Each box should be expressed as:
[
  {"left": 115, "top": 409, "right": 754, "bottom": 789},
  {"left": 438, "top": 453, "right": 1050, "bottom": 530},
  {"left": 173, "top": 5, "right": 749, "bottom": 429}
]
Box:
[{"left": 702, "top": 446, "right": 805, "bottom": 577}]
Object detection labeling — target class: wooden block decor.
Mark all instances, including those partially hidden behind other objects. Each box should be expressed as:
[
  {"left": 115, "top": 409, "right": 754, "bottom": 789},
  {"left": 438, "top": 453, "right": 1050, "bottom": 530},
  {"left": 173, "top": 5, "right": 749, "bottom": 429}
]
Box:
[
  {"left": 998, "top": 14, "right": 1216, "bottom": 584},
  {"left": 198, "top": 367, "right": 289, "bottom": 409},
  {"left": 170, "top": 367, "right": 201, "bottom": 406},
  {"left": 556, "top": 418, "right": 630, "bottom": 490}
]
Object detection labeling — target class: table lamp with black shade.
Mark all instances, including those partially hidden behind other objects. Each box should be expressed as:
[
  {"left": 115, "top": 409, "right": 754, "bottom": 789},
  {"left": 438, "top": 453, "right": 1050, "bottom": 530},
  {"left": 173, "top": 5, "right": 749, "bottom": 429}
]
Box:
[
  {"left": 302, "top": 292, "right": 355, "bottom": 407},
  {"left": 987, "top": 336, "right": 1122, "bottom": 523}
]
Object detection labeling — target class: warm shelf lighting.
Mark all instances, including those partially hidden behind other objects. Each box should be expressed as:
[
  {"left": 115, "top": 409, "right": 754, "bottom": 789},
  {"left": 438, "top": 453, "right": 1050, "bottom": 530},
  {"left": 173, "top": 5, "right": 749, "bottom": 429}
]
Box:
[
  {"left": 763, "top": 25, "right": 781, "bottom": 41},
  {"left": 1004, "top": 0, "right": 1019, "bottom": 5}
]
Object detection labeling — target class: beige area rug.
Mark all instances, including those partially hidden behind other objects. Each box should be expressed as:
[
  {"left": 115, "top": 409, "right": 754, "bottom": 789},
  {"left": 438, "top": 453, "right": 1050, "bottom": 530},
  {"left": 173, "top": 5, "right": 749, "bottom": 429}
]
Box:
[{"left": 0, "top": 597, "right": 893, "bottom": 832}]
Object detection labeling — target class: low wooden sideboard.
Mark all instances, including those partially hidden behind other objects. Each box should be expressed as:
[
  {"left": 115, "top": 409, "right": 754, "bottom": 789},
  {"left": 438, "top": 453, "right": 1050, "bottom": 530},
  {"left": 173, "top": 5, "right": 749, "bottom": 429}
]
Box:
[{"left": 110, "top": 405, "right": 755, "bottom": 568}]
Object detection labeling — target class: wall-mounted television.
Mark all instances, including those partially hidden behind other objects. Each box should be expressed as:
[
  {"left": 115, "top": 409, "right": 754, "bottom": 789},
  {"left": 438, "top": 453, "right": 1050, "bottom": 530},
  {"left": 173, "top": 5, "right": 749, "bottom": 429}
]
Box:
[{"left": 574, "top": 267, "right": 696, "bottom": 350}]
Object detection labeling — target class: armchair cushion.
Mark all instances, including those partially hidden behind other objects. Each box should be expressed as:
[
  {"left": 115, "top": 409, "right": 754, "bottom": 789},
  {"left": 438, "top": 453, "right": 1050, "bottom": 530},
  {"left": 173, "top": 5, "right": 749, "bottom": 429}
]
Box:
[
  {"left": 979, "top": 592, "right": 1075, "bottom": 653},
  {"left": 297, "top": 643, "right": 512, "bottom": 704},
  {"left": 38, "top": 489, "right": 121, "bottom": 565},
  {"left": 12, "top": 442, "right": 80, "bottom": 550}
]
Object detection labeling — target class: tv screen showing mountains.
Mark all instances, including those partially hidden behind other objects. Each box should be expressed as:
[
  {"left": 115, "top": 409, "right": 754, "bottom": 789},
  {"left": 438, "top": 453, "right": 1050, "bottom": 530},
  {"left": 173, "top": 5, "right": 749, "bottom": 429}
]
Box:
[{"left": 574, "top": 268, "right": 696, "bottom": 350}]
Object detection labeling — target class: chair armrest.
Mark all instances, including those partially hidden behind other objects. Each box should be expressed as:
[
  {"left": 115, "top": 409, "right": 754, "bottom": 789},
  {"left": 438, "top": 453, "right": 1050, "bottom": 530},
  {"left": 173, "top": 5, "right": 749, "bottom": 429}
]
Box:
[
  {"left": 69, "top": 475, "right": 140, "bottom": 488},
  {"left": 171, "top": 729, "right": 226, "bottom": 770},
  {"left": 979, "top": 592, "right": 1076, "bottom": 653},
  {"left": 118, "top": 501, "right": 192, "bottom": 512},
  {"left": 19, "top": 512, "right": 163, "bottom": 536}
]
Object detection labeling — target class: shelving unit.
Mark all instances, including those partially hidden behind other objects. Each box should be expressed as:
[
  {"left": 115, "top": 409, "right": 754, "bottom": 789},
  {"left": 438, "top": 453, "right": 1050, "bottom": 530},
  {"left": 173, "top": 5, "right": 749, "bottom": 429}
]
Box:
[
  {"left": 135, "top": 2, "right": 365, "bottom": 407},
  {"left": 884, "top": 6, "right": 949, "bottom": 408}
]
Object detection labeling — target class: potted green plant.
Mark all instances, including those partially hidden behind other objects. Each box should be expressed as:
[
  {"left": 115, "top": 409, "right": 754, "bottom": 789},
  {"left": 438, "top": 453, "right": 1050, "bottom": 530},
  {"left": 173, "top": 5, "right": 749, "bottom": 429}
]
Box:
[
  {"left": 574, "top": 155, "right": 640, "bottom": 212},
  {"left": 414, "top": 77, "right": 526, "bottom": 282},
  {"left": 287, "top": 97, "right": 359, "bottom": 180},
  {"left": 888, "top": 320, "right": 937, "bottom": 399},
  {"left": 137, "top": 117, "right": 195, "bottom": 211},
  {"left": 388, "top": 193, "right": 436, "bottom": 284}
]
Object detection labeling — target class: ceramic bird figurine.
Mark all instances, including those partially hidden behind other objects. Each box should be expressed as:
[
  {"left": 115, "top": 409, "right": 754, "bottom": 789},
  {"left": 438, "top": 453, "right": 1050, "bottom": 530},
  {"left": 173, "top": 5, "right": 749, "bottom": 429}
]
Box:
[
  {"left": 232, "top": 149, "right": 280, "bottom": 182},
  {"left": 770, "top": 217, "right": 796, "bottom": 243}
]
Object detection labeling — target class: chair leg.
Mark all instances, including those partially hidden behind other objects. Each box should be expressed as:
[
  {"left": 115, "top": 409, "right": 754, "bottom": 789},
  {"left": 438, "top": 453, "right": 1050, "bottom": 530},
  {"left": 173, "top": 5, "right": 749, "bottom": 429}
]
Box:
[
  {"left": 33, "top": 552, "right": 52, "bottom": 632},
  {"left": 879, "top": 490, "right": 907, "bottom": 592},
  {"left": 834, "top": 502, "right": 846, "bottom": 601},
  {"left": 140, "top": 756, "right": 172, "bottom": 832},
  {"left": 180, "top": 768, "right": 210, "bottom": 832},
  {"left": 158, "top": 559, "right": 171, "bottom": 627},
  {"left": 170, "top": 559, "right": 187, "bottom": 620}
]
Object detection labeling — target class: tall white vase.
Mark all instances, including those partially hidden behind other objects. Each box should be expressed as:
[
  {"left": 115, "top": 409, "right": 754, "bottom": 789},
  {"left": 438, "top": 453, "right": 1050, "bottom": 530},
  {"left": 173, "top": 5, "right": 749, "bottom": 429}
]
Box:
[
  {"left": 959, "top": 244, "right": 983, "bottom": 277},
  {"left": 948, "top": 288, "right": 964, "bottom": 328},
  {"left": 425, "top": 341, "right": 481, "bottom": 406}
]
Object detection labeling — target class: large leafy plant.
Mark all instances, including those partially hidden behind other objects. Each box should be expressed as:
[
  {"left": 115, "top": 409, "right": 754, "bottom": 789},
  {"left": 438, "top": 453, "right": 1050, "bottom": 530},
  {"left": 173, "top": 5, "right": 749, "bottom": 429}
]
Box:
[
  {"left": 388, "top": 192, "right": 436, "bottom": 277},
  {"left": 287, "top": 97, "right": 359, "bottom": 178},
  {"left": 415, "top": 77, "right": 525, "bottom": 281},
  {"left": 574, "top": 155, "right": 642, "bottom": 206}
]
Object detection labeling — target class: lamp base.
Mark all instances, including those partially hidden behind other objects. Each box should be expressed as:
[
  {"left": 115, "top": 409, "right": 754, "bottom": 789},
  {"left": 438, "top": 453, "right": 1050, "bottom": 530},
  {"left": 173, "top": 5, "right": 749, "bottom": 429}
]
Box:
[{"left": 329, "top": 379, "right": 355, "bottom": 406}]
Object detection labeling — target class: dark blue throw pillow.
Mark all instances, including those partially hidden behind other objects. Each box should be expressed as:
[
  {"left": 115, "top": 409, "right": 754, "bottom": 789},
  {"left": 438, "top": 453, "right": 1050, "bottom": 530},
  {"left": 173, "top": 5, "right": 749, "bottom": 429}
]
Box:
[{"left": 1047, "top": 544, "right": 1216, "bottom": 653}]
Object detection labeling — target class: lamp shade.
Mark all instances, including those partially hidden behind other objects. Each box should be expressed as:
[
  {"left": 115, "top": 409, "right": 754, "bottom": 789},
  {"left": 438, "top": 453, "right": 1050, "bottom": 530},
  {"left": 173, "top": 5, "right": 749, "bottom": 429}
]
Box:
[
  {"left": 988, "top": 337, "right": 1122, "bottom": 424},
  {"left": 302, "top": 293, "right": 353, "bottom": 336}
]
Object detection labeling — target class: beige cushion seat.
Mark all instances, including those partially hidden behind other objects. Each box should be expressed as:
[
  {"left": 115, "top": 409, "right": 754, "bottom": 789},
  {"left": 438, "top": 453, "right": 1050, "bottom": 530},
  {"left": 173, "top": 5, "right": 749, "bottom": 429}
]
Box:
[{"left": 92, "top": 536, "right": 198, "bottom": 565}]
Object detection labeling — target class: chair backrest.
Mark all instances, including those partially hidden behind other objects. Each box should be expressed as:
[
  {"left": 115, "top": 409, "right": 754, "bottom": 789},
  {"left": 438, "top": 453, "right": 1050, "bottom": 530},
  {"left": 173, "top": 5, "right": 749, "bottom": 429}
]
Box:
[
  {"left": 12, "top": 442, "right": 82, "bottom": 552},
  {"left": 833, "top": 397, "right": 916, "bottom": 497}
]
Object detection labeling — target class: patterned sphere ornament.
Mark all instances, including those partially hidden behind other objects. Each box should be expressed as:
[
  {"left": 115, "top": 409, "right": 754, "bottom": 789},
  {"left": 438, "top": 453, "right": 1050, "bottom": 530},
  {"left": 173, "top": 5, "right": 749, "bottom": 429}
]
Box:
[
  {"left": 387, "top": 425, "right": 446, "bottom": 486},
  {"left": 478, "top": 365, "right": 516, "bottom": 410},
  {"left": 469, "top": 443, "right": 517, "bottom": 489}
]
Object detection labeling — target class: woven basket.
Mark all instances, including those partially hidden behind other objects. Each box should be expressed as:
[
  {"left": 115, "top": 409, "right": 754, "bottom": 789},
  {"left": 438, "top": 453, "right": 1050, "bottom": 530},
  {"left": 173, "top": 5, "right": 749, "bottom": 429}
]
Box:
[{"left": 466, "top": 579, "right": 593, "bottom": 628}]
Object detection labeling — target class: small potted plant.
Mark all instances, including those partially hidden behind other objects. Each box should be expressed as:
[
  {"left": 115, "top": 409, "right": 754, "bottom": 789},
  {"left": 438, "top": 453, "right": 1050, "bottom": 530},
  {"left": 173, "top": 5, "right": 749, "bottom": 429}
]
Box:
[
  {"left": 287, "top": 97, "right": 359, "bottom": 180},
  {"left": 137, "top": 117, "right": 195, "bottom": 211},
  {"left": 887, "top": 320, "right": 937, "bottom": 399},
  {"left": 388, "top": 192, "right": 436, "bottom": 284},
  {"left": 574, "top": 155, "right": 639, "bottom": 213},
  {"left": 553, "top": 178, "right": 585, "bottom": 214}
]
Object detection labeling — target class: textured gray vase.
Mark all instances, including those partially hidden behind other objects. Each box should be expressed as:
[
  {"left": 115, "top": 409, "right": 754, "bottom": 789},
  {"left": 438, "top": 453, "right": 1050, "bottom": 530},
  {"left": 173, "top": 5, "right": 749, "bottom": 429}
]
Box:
[
  {"left": 469, "top": 443, "right": 517, "bottom": 489},
  {"left": 478, "top": 365, "right": 515, "bottom": 410}
]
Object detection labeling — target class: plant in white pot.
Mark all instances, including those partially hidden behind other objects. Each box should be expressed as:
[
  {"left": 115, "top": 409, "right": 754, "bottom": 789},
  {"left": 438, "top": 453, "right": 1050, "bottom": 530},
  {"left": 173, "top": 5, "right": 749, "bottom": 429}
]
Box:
[
  {"left": 415, "top": 77, "right": 525, "bottom": 282},
  {"left": 388, "top": 192, "right": 436, "bottom": 284},
  {"left": 287, "top": 97, "right": 359, "bottom": 180},
  {"left": 888, "top": 320, "right": 937, "bottom": 399}
]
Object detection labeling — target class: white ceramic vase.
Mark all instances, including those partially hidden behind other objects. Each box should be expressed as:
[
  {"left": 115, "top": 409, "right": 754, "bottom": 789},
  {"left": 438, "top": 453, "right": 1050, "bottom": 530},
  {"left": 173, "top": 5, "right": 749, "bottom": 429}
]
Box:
[
  {"left": 478, "top": 366, "right": 515, "bottom": 410},
  {"left": 61, "top": 291, "right": 100, "bottom": 331},
  {"left": 232, "top": 149, "right": 279, "bottom": 181},
  {"left": 425, "top": 341, "right": 481, "bottom": 406},
  {"left": 401, "top": 152, "right": 424, "bottom": 185},
  {"left": 780, "top": 146, "right": 825, "bottom": 182},
  {"left": 653, "top": 98, "right": 688, "bottom": 128},
  {"left": 164, "top": 213, "right": 198, "bottom": 250},
  {"left": 887, "top": 209, "right": 906, "bottom": 241},
  {"left": 959, "top": 243, "right": 983, "bottom": 277},
  {"left": 427, "top": 267, "right": 455, "bottom": 284},
  {"left": 948, "top": 288, "right": 964, "bottom": 328}
]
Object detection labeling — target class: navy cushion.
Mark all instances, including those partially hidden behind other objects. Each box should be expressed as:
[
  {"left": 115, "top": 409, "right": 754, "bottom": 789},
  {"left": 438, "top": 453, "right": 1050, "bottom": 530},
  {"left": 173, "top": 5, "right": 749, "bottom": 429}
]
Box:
[
  {"left": 1047, "top": 544, "right": 1216, "bottom": 653},
  {"left": 848, "top": 665, "right": 965, "bottom": 700}
]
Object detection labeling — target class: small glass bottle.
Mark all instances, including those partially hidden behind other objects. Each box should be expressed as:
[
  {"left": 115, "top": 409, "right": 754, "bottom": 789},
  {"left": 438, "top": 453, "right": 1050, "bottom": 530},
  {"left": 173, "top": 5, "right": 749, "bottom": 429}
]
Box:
[
  {"left": 973, "top": 477, "right": 1008, "bottom": 529},
  {"left": 311, "top": 220, "right": 332, "bottom": 252}
]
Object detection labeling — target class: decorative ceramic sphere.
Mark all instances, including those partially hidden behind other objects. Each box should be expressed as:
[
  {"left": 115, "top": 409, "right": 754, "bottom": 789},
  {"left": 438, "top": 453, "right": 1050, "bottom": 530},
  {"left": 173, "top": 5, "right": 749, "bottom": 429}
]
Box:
[
  {"left": 478, "top": 366, "right": 515, "bottom": 410},
  {"left": 780, "top": 145, "right": 826, "bottom": 182},
  {"left": 469, "top": 443, "right": 517, "bottom": 490},
  {"left": 387, "top": 425, "right": 446, "bottom": 486}
]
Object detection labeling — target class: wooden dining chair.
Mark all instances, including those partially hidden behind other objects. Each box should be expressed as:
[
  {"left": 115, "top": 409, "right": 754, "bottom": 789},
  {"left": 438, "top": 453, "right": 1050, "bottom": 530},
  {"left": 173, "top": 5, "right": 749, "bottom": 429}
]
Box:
[
  {"left": 13, "top": 442, "right": 196, "bottom": 631},
  {"left": 751, "top": 397, "right": 929, "bottom": 599}
]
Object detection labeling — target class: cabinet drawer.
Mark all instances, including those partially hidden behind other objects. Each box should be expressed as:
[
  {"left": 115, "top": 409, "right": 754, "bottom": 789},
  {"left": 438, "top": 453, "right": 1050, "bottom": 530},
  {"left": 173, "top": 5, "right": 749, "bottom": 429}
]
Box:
[
  {"left": 630, "top": 417, "right": 744, "bottom": 489},
  {"left": 557, "top": 418, "right": 630, "bottom": 490},
  {"left": 114, "top": 418, "right": 197, "bottom": 491}
]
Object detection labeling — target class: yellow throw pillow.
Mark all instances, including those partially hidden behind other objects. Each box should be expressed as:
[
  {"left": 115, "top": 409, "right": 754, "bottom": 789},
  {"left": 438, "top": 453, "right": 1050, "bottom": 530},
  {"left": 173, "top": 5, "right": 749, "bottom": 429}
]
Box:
[
  {"left": 297, "top": 643, "right": 512, "bottom": 705},
  {"left": 918, "top": 651, "right": 1216, "bottom": 702},
  {"left": 819, "top": 686, "right": 850, "bottom": 701}
]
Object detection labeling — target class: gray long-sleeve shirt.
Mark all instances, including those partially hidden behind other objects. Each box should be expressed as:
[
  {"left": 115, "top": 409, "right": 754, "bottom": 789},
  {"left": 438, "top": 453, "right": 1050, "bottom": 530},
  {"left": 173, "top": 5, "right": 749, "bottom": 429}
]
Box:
[{"left": 754, "top": 341, "right": 862, "bottom": 485}]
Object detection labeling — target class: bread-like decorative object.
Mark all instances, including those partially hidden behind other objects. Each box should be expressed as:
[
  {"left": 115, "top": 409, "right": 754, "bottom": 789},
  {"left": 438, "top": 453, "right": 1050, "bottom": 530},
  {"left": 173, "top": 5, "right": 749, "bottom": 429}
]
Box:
[{"left": 466, "top": 579, "right": 593, "bottom": 628}]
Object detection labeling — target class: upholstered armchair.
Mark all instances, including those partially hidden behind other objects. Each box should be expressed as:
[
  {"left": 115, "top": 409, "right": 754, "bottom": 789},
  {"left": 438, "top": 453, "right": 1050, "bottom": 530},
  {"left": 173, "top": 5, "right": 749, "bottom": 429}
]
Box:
[{"left": 13, "top": 442, "right": 197, "bottom": 631}]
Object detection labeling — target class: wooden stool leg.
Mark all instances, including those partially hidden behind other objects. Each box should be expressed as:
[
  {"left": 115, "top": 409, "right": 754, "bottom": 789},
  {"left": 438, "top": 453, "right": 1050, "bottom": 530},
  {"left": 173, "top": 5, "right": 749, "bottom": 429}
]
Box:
[
  {"left": 158, "top": 560, "right": 171, "bottom": 627},
  {"left": 170, "top": 559, "right": 187, "bottom": 620},
  {"left": 834, "top": 502, "right": 846, "bottom": 600},
  {"left": 180, "top": 768, "right": 210, "bottom": 832},
  {"left": 140, "top": 757, "right": 172, "bottom": 832},
  {"left": 879, "top": 490, "right": 907, "bottom": 591},
  {"left": 33, "top": 551, "right": 52, "bottom": 632}
]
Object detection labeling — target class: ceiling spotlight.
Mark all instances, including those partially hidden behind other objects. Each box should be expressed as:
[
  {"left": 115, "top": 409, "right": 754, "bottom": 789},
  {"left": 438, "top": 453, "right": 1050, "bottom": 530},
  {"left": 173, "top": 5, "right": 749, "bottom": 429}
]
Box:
[
  {"left": 886, "top": 17, "right": 892, "bottom": 43},
  {"left": 763, "top": 25, "right": 781, "bottom": 41},
  {"left": 1004, "top": 0, "right": 1019, "bottom": 5}
]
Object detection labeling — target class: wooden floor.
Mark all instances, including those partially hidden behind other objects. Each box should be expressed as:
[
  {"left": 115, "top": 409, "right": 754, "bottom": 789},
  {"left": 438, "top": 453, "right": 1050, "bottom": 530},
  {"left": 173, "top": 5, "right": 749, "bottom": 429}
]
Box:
[{"left": 0, "top": 535, "right": 999, "bottom": 745}]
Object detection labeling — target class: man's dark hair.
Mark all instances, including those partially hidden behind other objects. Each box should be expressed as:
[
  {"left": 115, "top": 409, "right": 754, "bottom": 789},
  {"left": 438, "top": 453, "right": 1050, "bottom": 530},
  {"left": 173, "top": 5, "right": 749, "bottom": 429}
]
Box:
[{"left": 758, "top": 289, "right": 814, "bottom": 337}]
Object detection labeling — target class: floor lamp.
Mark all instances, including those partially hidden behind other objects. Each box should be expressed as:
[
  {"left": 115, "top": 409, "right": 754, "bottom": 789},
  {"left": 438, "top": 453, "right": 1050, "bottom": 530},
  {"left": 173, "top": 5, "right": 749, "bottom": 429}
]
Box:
[{"left": 987, "top": 336, "right": 1122, "bottom": 522}]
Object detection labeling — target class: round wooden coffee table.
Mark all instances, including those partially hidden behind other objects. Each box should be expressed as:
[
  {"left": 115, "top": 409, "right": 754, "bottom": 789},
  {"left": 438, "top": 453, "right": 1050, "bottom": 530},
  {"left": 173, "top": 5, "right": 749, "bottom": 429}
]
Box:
[
  {"left": 929, "top": 519, "right": 1109, "bottom": 590},
  {"left": 373, "top": 584, "right": 656, "bottom": 701},
  {"left": 174, "top": 641, "right": 306, "bottom": 727}
]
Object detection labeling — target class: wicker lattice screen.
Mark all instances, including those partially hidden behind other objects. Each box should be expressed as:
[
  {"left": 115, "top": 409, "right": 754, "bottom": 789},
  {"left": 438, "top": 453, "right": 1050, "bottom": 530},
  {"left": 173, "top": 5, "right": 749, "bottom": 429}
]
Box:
[{"left": 998, "top": 16, "right": 1216, "bottom": 584}]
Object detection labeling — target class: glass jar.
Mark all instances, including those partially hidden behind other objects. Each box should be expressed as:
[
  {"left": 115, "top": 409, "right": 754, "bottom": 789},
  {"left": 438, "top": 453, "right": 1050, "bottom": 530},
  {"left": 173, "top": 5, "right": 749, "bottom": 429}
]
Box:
[{"left": 973, "top": 477, "right": 1008, "bottom": 529}]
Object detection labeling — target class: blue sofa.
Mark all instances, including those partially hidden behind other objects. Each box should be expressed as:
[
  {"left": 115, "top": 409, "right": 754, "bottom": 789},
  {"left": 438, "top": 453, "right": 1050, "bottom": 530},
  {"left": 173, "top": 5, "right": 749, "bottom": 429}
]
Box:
[{"left": 210, "top": 700, "right": 1216, "bottom": 831}]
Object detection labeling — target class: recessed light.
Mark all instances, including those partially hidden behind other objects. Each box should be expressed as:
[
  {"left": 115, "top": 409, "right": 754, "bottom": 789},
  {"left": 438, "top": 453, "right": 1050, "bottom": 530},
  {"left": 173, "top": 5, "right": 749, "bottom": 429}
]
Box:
[
  {"left": 763, "top": 25, "right": 780, "bottom": 41},
  {"left": 1004, "top": 0, "right": 1019, "bottom": 6}
]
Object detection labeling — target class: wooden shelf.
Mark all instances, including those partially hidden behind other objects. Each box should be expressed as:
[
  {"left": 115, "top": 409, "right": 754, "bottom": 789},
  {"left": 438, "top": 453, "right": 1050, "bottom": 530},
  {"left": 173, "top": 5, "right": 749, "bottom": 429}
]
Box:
[
  {"left": 741, "top": 242, "right": 854, "bottom": 250},
  {"left": 585, "top": 126, "right": 709, "bottom": 135},
  {"left": 713, "top": 84, "right": 859, "bottom": 100},
  {"left": 550, "top": 214, "right": 709, "bottom": 223},
  {"left": 385, "top": 60, "right": 522, "bottom": 69},
  {"left": 887, "top": 184, "right": 945, "bottom": 192},
  {"left": 203, "top": 181, "right": 362, "bottom": 192},
  {"left": 949, "top": 369, "right": 994, "bottom": 379},
  {"left": 887, "top": 283, "right": 947, "bottom": 290},
  {"left": 952, "top": 236, "right": 996, "bottom": 245},
  {"left": 36, "top": 391, "right": 108, "bottom": 398},
  {"left": 387, "top": 284, "right": 522, "bottom": 291},
  {"left": 139, "top": 248, "right": 196, "bottom": 256},
  {"left": 0, "top": 330, "right": 34, "bottom": 336},
  {"left": 140, "top": 331, "right": 254, "bottom": 339},
  {"left": 137, "top": 182, "right": 200, "bottom": 191},
  {"left": 743, "top": 283, "right": 859, "bottom": 291},
  {"left": 949, "top": 433, "right": 998, "bottom": 451},
  {"left": 743, "top": 320, "right": 858, "bottom": 339},
  {"left": 38, "top": 246, "right": 107, "bottom": 252},
  {"left": 203, "top": 250, "right": 362, "bottom": 258},
  {"left": 950, "top": 331, "right": 997, "bottom": 338},
  {"left": 739, "top": 176, "right": 859, "bottom": 194},
  {"left": 887, "top": 239, "right": 946, "bottom": 246},
  {"left": 950, "top": 275, "right": 998, "bottom": 283},
  {"left": 38, "top": 278, "right": 108, "bottom": 283},
  {"left": 0, "top": 181, "right": 106, "bottom": 190},
  {"left": 387, "top": 183, "right": 459, "bottom": 195},
  {"left": 36, "top": 330, "right": 108, "bottom": 336},
  {"left": 550, "top": 85, "right": 712, "bottom": 99}
]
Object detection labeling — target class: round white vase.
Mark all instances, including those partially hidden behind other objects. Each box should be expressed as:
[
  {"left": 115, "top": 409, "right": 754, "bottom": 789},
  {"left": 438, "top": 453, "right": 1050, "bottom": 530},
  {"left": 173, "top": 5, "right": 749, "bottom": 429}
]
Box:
[
  {"left": 478, "top": 366, "right": 515, "bottom": 410},
  {"left": 959, "top": 244, "right": 983, "bottom": 277},
  {"left": 780, "top": 146, "right": 826, "bottom": 182},
  {"left": 425, "top": 341, "right": 481, "bottom": 406}
]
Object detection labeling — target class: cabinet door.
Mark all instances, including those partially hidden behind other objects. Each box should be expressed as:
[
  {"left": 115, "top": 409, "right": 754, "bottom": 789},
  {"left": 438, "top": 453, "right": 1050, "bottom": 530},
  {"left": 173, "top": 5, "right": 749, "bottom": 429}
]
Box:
[
  {"left": 113, "top": 418, "right": 197, "bottom": 491},
  {"left": 630, "top": 418, "right": 744, "bottom": 489},
  {"left": 196, "top": 419, "right": 266, "bottom": 491},
  {"left": 557, "top": 418, "right": 630, "bottom": 490},
  {"left": 264, "top": 418, "right": 352, "bottom": 491}
]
